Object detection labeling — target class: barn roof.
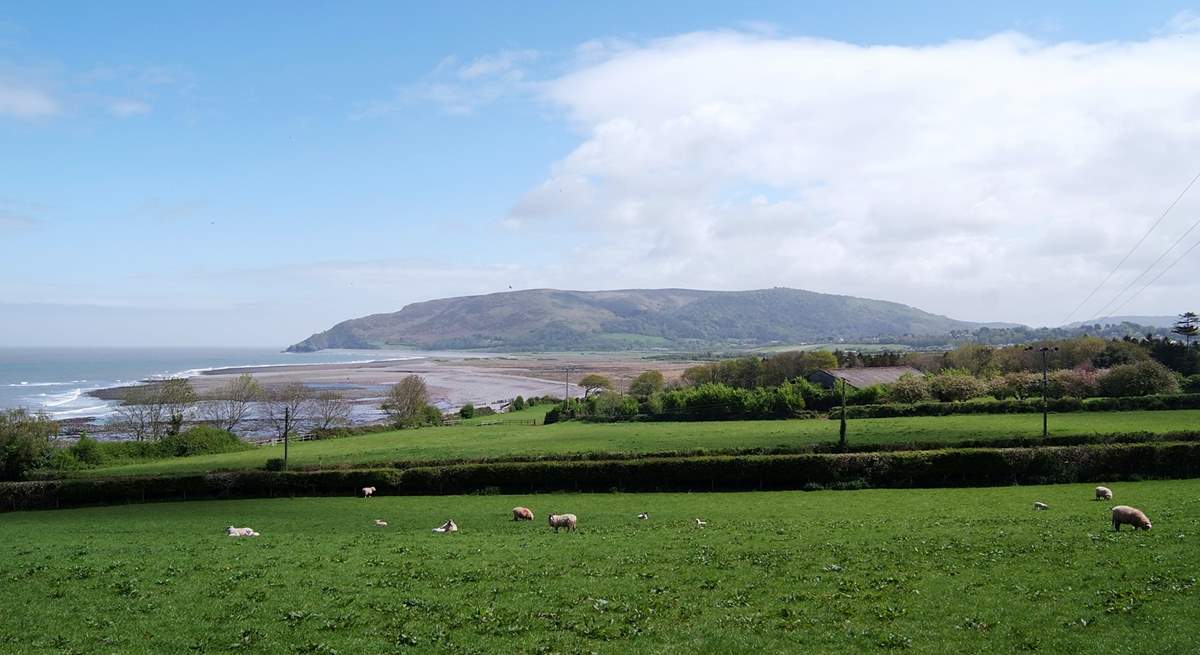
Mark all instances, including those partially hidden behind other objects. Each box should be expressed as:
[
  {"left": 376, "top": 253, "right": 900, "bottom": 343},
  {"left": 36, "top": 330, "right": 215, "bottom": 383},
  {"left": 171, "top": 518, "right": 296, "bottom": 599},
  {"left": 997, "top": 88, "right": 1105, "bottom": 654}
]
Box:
[{"left": 812, "top": 366, "right": 923, "bottom": 388}]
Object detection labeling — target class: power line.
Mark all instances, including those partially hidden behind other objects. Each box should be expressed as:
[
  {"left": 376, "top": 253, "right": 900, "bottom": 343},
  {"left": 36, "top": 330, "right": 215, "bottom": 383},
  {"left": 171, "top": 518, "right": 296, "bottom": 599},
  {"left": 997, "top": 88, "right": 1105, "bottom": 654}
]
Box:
[
  {"left": 1090, "top": 210, "right": 1200, "bottom": 323},
  {"left": 1061, "top": 169, "right": 1200, "bottom": 325},
  {"left": 1099, "top": 234, "right": 1200, "bottom": 321}
]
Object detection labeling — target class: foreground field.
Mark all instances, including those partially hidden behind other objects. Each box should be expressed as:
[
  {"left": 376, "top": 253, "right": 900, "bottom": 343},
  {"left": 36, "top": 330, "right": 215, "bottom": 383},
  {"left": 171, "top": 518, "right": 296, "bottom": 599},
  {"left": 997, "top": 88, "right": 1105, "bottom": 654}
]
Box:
[
  {"left": 1, "top": 482, "right": 1197, "bottom": 653},
  {"left": 84, "top": 409, "right": 1200, "bottom": 477}
]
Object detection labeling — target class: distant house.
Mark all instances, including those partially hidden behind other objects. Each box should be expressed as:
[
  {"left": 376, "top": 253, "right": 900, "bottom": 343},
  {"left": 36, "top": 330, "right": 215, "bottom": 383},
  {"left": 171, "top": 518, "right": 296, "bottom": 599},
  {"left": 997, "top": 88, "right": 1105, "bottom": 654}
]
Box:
[{"left": 807, "top": 366, "right": 923, "bottom": 390}]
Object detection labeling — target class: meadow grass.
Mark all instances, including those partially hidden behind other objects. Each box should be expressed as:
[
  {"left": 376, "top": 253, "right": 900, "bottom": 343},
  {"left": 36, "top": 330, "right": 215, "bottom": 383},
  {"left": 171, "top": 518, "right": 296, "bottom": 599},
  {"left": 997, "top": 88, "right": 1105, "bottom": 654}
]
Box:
[
  {"left": 0, "top": 481, "right": 1196, "bottom": 653},
  {"left": 83, "top": 409, "right": 1200, "bottom": 478}
]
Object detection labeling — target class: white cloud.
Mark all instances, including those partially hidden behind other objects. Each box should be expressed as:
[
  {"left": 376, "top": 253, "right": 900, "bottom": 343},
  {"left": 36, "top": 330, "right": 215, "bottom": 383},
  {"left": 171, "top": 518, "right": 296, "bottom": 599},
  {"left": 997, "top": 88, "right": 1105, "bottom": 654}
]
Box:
[
  {"left": 0, "top": 80, "right": 57, "bottom": 118},
  {"left": 358, "top": 48, "right": 540, "bottom": 117},
  {"left": 508, "top": 30, "right": 1200, "bottom": 326},
  {"left": 457, "top": 49, "right": 538, "bottom": 80},
  {"left": 108, "top": 98, "right": 151, "bottom": 117}
]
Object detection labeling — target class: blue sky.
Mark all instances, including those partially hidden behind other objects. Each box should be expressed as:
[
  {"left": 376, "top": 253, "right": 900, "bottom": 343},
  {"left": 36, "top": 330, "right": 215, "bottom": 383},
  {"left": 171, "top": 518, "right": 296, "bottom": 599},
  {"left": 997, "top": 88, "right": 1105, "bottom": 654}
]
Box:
[{"left": 3, "top": 2, "right": 1200, "bottom": 346}]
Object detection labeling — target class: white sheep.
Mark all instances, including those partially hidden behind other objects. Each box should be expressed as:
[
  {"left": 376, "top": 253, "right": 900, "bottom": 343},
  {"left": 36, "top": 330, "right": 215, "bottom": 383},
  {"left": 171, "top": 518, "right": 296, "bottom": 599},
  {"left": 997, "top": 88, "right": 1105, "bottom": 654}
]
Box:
[
  {"left": 432, "top": 519, "right": 458, "bottom": 533},
  {"left": 1095, "top": 486, "right": 1113, "bottom": 501},
  {"left": 637, "top": 512, "right": 649, "bottom": 520},
  {"left": 372, "top": 519, "right": 388, "bottom": 527},
  {"left": 694, "top": 518, "right": 707, "bottom": 528},
  {"left": 548, "top": 513, "right": 577, "bottom": 532},
  {"left": 361, "top": 486, "right": 377, "bottom": 498},
  {"left": 1033, "top": 501, "right": 1048, "bottom": 510},
  {"left": 1111, "top": 505, "right": 1152, "bottom": 531},
  {"left": 226, "top": 526, "right": 260, "bottom": 537}
]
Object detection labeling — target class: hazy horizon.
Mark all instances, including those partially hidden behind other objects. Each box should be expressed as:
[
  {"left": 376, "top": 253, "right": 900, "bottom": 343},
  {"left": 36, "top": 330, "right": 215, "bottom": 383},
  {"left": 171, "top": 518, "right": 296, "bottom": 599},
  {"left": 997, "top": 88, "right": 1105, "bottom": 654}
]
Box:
[{"left": 5, "top": 2, "right": 1200, "bottom": 346}]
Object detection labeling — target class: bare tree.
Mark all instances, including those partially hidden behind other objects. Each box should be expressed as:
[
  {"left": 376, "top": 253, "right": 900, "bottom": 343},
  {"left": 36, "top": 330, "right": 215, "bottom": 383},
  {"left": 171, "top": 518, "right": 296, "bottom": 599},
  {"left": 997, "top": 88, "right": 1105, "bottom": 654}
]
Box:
[
  {"left": 382, "top": 375, "right": 428, "bottom": 427},
  {"left": 114, "top": 385, "right": 163, "bottom": 441},
  {"left": 264, "top": 383, "right": 313, "bottom": 440},
  {"left": 312, "top": 390, "right": 352, "bottom": 431},
  {"left": 198, "top": 374, "right": 263, "bottom": 433},
  {"left": 158, "top": 378, "right": 197, "bottom": 436}
]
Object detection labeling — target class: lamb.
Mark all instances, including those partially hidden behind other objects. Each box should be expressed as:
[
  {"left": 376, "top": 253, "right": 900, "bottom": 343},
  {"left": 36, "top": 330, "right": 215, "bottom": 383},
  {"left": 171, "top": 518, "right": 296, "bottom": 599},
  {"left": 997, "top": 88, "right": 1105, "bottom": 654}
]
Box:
[
  {"left": 433, "top": 519, "right": 458, "bottom": 533},
  {"left": 694, "top": 518, "right": 707, "bottom": 528},
  {"left": 361, "top": 486, "right": 377, "bottom": 498},
  {"left": 1033, "top": 501, "right": 1049, "bottom": 510},
  {"left": 548, "top": 513, "right": 577, "bottom": 532},
  {"left": 512, "top": 506, "right": 534, "bottom": 521},
  {"left": 226, "top": 526, "right": 260, "bottom": 537},
  {"left": 1095, "top": 486, "right": 1113, "bottom": 501},
  {"left": 1111, "top": 505, "right": 1152, "bottom": 531},
  {"left": 637, "top": 512, "right": 649, "bottom": 520},
  {"left": 372, "top": 519, "right": 388, "bottom": 527}
]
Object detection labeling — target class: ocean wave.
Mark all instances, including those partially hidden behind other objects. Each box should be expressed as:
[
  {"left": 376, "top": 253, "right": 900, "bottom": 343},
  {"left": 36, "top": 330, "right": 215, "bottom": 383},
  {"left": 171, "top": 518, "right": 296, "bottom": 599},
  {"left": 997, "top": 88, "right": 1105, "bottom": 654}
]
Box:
[
  {"left": 42, "top": 388, "right": 83, "bottom": 407},
  {"left": 51, "top": 404, "right": 116, "bottom": 418},
  {"left": 5, "top": 380, "right": 87, "bottom": 387},
  {"left": 155, "top": 356, "right": 424, "bottom": 380}
]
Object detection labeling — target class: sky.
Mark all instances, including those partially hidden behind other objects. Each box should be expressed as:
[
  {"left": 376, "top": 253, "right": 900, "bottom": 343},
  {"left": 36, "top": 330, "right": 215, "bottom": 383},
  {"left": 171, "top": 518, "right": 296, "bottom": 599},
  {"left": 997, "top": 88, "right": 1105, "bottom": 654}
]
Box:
[{"left": 3, "top": 2, "right": 1200, "bottom": 347}]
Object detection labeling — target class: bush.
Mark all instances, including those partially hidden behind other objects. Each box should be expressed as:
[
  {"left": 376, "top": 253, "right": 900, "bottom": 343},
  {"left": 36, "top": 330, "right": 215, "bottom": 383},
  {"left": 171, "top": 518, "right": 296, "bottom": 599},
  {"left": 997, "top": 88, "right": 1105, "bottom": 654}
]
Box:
[
  {"left": 1099, "top": 361, "right": 1181, "bottom": 397},
  {"left": 474, "top": 406, "right": 496, "bottom": 417},
  {"left": 888, "top": 374, "right": 931, "bottom": 403},
  {"left": 1183, "top": 375, "right": 1200, "bottom": 394},
  {"left": 987, "top": 372, "right": 1039, "bottom": 400},
  {"left": 510, "top": 396, "right": 526, "bottom": 411},
  {"left": 0, "top": 409, "right": 57, "bottom": 481},
  {"left": 1046, "top": 368, "right": 1101, "bottom": 399},
  {"left": 70, "top": 435, "right": 105, "bottom": 466},
  {"left": 264, "top": 458, "right": 286, "bottom": 471},
  {"left": 835, "top": 393, "right": 1200, "bottom": 418},
  {"left": 459, "top": 403, "right": 475, "bottom": 419},
  {"left": 157, "top": 426, "right": 249, "bottom": 457},
  {"left": 929, "top": 372, "right": 988, "bottom": 402}
]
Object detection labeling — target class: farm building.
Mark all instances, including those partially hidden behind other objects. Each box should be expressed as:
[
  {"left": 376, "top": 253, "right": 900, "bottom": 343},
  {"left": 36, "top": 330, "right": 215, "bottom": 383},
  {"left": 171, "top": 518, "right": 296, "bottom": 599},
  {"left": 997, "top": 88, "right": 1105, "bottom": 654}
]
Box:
[{"left": 807, "top": 366, "right": 923, "bottom": 390}]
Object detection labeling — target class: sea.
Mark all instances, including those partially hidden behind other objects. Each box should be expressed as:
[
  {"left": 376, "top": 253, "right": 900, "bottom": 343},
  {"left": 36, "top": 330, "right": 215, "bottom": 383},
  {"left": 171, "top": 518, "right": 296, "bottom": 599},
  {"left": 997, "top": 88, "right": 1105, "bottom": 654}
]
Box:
[{"left": 0, "top": 347, "right": 444, "bottom": 421}]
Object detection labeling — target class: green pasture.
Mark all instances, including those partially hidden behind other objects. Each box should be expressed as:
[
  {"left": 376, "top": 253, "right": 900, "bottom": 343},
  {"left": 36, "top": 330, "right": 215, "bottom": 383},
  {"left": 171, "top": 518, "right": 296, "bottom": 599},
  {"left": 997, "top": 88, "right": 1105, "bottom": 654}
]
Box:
[
  {"left": 1, "top": 481, "right": 1195, "bottom": 653},
  {"left": 82, "top": 409, "right": 1200, "bottom": 478}
]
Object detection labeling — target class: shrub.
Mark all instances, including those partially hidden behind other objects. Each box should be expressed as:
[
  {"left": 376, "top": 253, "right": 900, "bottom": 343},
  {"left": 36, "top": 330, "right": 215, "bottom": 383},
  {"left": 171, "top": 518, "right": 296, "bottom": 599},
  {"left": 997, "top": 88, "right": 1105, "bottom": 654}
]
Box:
[
  {"left": 849, "top": 384, "right": 888, "bottom": 405},
  {"left": 474, "top": 406, "right": 496, "bottom": 417},
  {"left": 1183, "top": 375, "right": 1200, "bottom": 394},
  {"left": 459, "top": 403, "right": 475, "bottom": 419},
  {"left": 888, "top": 374, "right": 931, "bottom": 404},
  {"left": 987, "top": 372, "right": 1039, "bottom": 400},
  {"left": 157, "top": 426, "right": 250, "bottom": 457},
  {"left": 264, "top": 458, "right": 286, "bottom": 471},
  {"left": 835, "top": 393, "right": 1200, "bottom": 418},
  {"left": 510, "top": 396, "right": 526, "bottom": 411},
  {"left": 422, "top": 404, "right": 445, "bottom": 426},
  {"left": 929, "top": 372, "right": 988, "bottom": 402},
  {"left": 70, "top": 435, "right": 105, "bottom": 466},
  {"left": 1099, "top": 361, "right": 1181, "bottom": 397},
  {"left": 0, "top": 409, "right": 57, "bottom": 481},
  {"left": 1046, "top": 368, "right": 1101, "bottom": 399}
]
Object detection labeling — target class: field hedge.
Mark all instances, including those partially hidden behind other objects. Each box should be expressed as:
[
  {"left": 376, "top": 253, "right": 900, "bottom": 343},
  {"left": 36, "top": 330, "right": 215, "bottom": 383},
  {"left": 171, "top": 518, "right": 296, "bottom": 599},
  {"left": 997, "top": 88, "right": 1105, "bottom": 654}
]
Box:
[
  {"left": 5, "top": 441, "right": 1200, "bottom": 511},
  {"left": 832, "top": 393, "right": 1200, "bottom": 419}
]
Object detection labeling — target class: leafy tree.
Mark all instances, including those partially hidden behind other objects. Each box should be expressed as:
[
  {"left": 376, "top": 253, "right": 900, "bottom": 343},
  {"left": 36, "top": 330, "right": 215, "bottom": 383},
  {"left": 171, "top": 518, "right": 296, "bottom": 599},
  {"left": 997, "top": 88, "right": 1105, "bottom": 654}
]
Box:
[
  {"left": 578, "top": 374, "right": 613, "bottom": 398},
  {"left": 382, "top": 375, "right": 430, "bottom": 428},
  {"left": 628, "top": 371, "right": 665, "bottom": 397},
  {"left": 0, "top": 409, "right": 57, "bottom": 481},
  {"left": 1172, "top": 312, "right": 1199, "bottom": 347},
  {"left": 1091, "top": 340, "right": 1150, "bottom": 368},
  {"left": 1098, "top": 360, "right": 1181, "bottom": 397},
  {"left": 510, "top": 396, "right": 526, "bottom": 411},
  {"left": 459, "top": 403, "right": 475, "bottom": 419}
]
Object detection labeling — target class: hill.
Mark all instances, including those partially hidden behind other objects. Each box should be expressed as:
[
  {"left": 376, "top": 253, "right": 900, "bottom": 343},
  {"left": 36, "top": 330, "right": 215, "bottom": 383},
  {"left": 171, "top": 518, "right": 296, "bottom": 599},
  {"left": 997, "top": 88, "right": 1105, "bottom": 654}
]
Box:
[
  {"left": 286, "top": 287, "right": 981, "bottom": 352},
  {"left": 1066, "top": 315, "right": 1180, "bottom": 329}
]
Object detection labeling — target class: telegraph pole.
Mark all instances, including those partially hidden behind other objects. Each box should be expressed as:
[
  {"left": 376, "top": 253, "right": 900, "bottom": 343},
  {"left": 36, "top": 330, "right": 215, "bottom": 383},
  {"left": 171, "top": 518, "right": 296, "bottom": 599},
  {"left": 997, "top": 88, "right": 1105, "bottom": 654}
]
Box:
[
  {"left": 283, "top": 406, "right": 290, "bottom": 469},
  {"left": 1025, "top": 346, "right": 1058, "bottom": 437},
  {"left": 838, "top": 378, "right": 848, "bottom": 451}
]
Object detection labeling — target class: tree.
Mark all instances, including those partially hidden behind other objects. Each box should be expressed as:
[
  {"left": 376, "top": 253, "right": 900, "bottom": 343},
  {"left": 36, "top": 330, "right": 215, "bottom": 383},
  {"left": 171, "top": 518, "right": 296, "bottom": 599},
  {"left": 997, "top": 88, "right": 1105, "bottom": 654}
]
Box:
[
  {"left": 459, "top": 402, "right": 475, "bottom": 419},
  {"left": 1098, "top": 360, "right": 1180, "bottom": 397},
  {"left": 510, "top": 396, "right": 526, "bottom": 411},
  {"left": 159, "top": 379, "right": 197, "bottom": 436},
  {"left": 264, "top": 383, "right": 313, "bottom": 440},
  {"left": 115, "top": 385, "right": 165, "bottom": 441},
  {"left": 198, "top": 374, "right": 262, "bottom": 433},
  {"left": 311, "top": 391, "right": 352, "bottom": 431},
  {"left": 628, "top": 370, "right": 666, "bottom": 397},
  {"left": 0, "top": 409, "right": 57, "bottom": 481},
  {"left": 1173, "top": 312, "right": 1199, "bottom": 347},
  {"left": 382, "top": 375, "right": 429, "bottom": 428},
  {"left": 578, "top": 374, "right": 613, "bottom": 399}
]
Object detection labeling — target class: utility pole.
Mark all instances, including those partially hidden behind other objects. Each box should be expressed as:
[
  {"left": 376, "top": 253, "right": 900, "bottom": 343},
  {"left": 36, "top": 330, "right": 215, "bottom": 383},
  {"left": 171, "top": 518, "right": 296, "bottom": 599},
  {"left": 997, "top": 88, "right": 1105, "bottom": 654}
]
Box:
[
  {"left": 1025, "top": 346, "right": 1058, "bottom": 437},
  {"left": 561, "top": 366, "right": 577, "bottom": 412},
  {"left": 283, "top": 406, "right": 290, "bottom": 469},
  {"left": 838, "top": 378, "right": 848, "bottom": 451}
]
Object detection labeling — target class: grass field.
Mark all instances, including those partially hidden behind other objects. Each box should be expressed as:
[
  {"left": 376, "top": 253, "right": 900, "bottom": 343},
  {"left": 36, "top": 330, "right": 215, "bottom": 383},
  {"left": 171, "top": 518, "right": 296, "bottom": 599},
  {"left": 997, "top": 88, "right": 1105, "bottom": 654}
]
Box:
[
  {"left": 81, "top": 409, "right": 1200, "bottom": 478},
  {"left": 0, "top": 481, "right": 1196, "bottom": 653}
]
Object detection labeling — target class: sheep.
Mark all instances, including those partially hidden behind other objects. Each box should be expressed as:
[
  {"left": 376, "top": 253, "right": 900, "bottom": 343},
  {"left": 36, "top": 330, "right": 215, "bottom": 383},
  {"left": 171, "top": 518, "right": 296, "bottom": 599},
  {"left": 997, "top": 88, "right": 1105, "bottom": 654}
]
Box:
[
  {"left": 372, "top": 519, "right": 388, "bottom": 527},
  {"left": 1111, "top": 506, "right": 1152, "bottom": 531},
  {"left": 1095, "top": 486, "right": 1113, "bottom": 501},
  {"left": 361, "top": 486, "right": 377, "bottom": 498},
  {"left": 432, "top": 519, "right": 458, "bottom": 533},
  {"left": 512, "top": 506, "right": 534, "bottom": 521},
  {"left": 1033, "top": 501, "right": 1049, "bottom": 511},
  {"left": 548, "top": 513, "right": 577, "bottom": 532},
  {"left": 637, "top": 512, "right": 649, "bottom": 520},
  {"left": 694, "top": 518, "right": 707, "bottom": 528},
  {"left": 226, "top": 526, "right": 260, "bottom": 537}
]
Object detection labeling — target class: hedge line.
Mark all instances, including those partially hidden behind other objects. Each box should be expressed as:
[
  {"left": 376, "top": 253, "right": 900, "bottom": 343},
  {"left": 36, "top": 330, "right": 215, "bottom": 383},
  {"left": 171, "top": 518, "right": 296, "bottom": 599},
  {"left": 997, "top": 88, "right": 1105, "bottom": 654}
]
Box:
[
  {"left": 832, "top": 393, "right": 1200, "bottom": 419},
  {"left": 5, "top": 441, "right": 1200, "bottom": 511}
]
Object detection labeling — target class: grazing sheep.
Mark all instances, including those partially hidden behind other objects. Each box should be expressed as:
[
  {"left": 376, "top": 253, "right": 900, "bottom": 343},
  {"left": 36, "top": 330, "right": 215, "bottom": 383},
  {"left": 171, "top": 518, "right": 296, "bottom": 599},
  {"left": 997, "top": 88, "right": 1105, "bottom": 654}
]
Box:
[
  {"left": 694, "top": 518, "right": 707, "bottom": 528},
  {"left": 512, "top": 506, "right": 534, "bottom": 521},
  {"left": 361, "top": 486, "right": 377, "bottom": 498},
  {"left": 548, "top": 513, "right": 577, "bottom": 532},
  {"left": 433, "top": 519, "right": 458, "bottom": 533},
  {"left": 637, "top": 512, "right": 649, "bottom": 520},
  {"left": 226, "top": 526, "right": 260, "bottom": 537},
  {"left": 1033, "top": 501, "right": 1049, "bottom": 510},
  {"left": 372, "top": 519, "right": 388, "bottom": 527},
  {"left": 1095, "top": 486, "right": 1113, "bottom": 501},
  {"left": 1111, "top": 505, "right": 1152, "bottom": 531}
]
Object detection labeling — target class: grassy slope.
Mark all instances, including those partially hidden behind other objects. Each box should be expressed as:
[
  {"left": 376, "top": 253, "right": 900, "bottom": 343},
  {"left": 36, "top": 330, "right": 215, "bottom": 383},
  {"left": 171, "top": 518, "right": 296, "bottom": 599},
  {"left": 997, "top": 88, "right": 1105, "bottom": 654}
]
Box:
[
  {"left": 83, "top": 409, "right": 1200, "bottom": 478},
  {"left": 0, "top": 482, "right": 1196, "bottom": 653}
]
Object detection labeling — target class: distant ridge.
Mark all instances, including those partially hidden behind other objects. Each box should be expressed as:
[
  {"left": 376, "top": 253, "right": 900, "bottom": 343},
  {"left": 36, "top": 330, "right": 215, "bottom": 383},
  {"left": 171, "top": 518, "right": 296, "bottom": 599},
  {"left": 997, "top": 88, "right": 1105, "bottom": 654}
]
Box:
[
  {"left": 287, "top": 287, "right": 985, "bottom": 352},
  {"left": 1065, "top": 315, "right": 1180, "bottom": 329}
]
